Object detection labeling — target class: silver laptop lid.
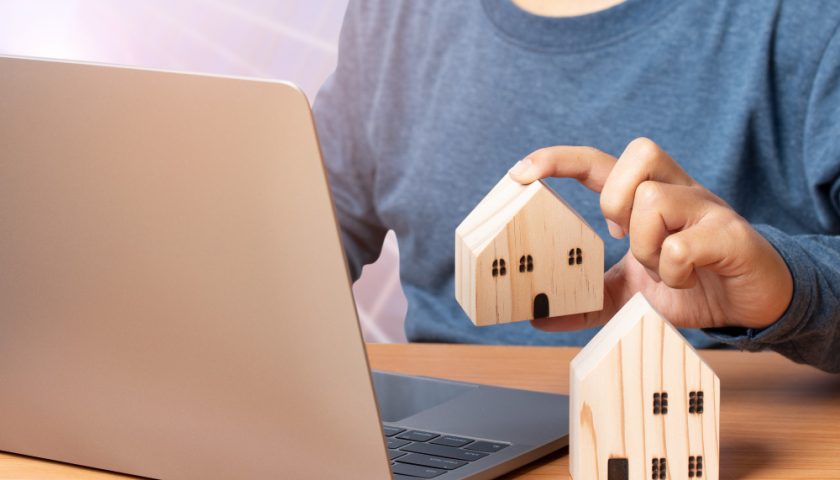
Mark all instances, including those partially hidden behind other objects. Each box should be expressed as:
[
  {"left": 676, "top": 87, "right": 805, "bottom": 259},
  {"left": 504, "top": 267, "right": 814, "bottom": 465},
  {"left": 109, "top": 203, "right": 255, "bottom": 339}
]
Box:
[{"left": 0, "top": 56, "right": 388, "bottom": 479}]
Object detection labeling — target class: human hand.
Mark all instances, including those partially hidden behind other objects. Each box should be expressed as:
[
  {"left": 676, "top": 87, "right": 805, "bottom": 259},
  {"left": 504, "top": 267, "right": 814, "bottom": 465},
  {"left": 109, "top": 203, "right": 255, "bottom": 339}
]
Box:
[{"left": 508, "top": 138, "right": 793, "bottom": 331}]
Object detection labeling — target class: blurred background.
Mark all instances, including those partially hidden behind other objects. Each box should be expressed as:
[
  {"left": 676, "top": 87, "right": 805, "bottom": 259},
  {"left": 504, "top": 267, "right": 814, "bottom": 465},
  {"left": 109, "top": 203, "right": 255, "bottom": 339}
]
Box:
[{"left": 0, "top": 0, "right": 407, "bottom": 342}]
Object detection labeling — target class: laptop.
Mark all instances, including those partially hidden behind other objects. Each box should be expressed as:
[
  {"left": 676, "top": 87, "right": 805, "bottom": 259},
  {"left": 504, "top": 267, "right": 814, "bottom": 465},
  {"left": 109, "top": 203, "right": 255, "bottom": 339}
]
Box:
[{"left": 0, "top": 55, "right": 569, "bottom": 479}]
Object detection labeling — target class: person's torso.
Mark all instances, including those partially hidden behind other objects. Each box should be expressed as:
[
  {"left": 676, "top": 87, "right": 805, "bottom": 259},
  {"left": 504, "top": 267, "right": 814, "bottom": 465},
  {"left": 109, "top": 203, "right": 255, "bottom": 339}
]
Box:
[{"left": 352, "top": 0, "right": 840, "bottom": 345}]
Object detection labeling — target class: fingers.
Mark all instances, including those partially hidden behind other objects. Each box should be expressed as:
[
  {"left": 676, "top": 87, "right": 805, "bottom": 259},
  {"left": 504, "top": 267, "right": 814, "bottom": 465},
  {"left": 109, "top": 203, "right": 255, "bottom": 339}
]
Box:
[
  {"left": 657, "top": 215, "right": 748, "bottom": 288},
  {"left": 627, "top": 181, "right": 721, "bottom": 275},
  {"left": 508, "top": 146, "right": 616, "bottom": 193},
  {"left": 631, "top": 191, "right": 750, "bottom": 289},
  {"left": 600, "top": 138, "right": 697, "bottom": 238},
  {"left": 531, "top": 190, "right": 745, "bottom": 332},
  {"left": 516, "top": 138, "right": 790, "bottom": 333},
  {"left": 509, "top": 139, "right": 699, "bottom": 240}
]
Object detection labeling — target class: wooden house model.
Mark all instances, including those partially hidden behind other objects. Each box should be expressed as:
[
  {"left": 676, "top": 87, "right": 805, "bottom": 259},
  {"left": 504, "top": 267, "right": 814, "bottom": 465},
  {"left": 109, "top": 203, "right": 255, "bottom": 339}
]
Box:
[
  {"left": 570, "top": 293, "right": 720, "bottom": 480},
  {"left": 455, "top": 174, "right": 603, "bottom": 326}
]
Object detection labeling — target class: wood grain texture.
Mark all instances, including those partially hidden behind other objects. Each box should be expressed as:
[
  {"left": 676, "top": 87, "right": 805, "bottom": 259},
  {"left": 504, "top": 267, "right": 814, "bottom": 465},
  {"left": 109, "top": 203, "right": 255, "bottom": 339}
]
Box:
[
  {"left": 570, "top": 294, "right": 719, "bottom": 480},
  {"left": 2, "top": 343, "right": 840, "bottom": 479},
  {"left": 455, "top": 174, "right": 603, "bottom": 326}
]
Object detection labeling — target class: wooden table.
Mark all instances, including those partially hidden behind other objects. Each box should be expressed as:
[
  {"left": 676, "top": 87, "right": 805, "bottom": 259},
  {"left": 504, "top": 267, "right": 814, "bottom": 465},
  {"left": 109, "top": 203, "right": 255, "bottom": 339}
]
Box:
[{"left": 2, "top": 343, "right": 839, "bottom": 479}]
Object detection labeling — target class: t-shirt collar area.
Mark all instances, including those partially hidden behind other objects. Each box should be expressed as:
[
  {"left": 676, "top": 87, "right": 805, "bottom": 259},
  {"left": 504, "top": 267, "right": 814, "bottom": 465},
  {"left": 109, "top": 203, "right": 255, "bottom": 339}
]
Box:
[{"left": 481, "top": 0, "right": 681, "bottom": 53}]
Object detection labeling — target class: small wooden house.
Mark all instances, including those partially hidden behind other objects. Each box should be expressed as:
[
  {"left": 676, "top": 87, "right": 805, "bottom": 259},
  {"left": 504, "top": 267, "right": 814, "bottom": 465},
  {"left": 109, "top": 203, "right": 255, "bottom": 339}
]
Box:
[
  {"left": 570, "top": 293, "right": 720, "bottom": 480},
  {"left": 455, "top": 174, "right": 603, "bottom": 326}
]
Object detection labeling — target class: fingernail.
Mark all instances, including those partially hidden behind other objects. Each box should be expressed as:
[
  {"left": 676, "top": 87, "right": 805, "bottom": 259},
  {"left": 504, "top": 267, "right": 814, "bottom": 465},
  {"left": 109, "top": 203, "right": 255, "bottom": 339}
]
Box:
[
  {"left": 606, "top": 219, "right": 625, "bottom": 239},
  {"left": 508, "top": 157, "right": 533, "bottom": 179}
]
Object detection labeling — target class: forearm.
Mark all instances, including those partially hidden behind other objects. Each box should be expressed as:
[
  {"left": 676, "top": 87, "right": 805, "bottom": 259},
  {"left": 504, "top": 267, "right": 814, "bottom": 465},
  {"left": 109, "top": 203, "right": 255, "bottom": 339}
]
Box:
[{"left": 706, "top": 224, "right": 840, "bottom": 373}]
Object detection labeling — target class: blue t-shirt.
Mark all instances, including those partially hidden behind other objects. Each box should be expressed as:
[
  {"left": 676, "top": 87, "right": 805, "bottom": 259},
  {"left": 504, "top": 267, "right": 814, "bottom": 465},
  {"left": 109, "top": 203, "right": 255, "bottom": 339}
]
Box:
[{"left": 314, "top": 0, "right": 840, "bottom": 372}]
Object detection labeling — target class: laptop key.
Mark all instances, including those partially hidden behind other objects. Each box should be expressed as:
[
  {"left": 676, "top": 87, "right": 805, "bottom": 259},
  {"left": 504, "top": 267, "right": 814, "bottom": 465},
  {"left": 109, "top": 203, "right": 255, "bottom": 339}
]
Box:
[
  {"left": 389, "top": 450, "right": 408, "bottom": 460},
  {"left": 383, "top": 425, "right": 406, "bottom": 437},
  {"left": 401, "top": 443, "right": 489, "bottom": 462},
  {"left": 388, "top": 438, "right": 411, "bottom": 449},
  {"left": 391, "top": 462, "right": 446, "bottom": 478},
  {"left": 466, "top": 440, "right": 510, "bottom": 453},
  {"left": 396, "top": 453, "right": 468, "bottom": 470},
  {"left": 396, "top": 430, "right": 439, "bottom": 442},
  {"left": 430, "top": 435, "right": 474, "bottom": 448}
]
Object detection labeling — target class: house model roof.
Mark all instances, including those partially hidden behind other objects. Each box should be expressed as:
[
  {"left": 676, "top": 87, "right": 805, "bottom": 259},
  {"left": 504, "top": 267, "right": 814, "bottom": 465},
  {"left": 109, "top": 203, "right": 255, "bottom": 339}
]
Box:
[
  {"left": 571, "top": 292, "right": 715, "bottom": 380},
  {"left": 456, "top": 175, "right": 596, "bottom": 256}
]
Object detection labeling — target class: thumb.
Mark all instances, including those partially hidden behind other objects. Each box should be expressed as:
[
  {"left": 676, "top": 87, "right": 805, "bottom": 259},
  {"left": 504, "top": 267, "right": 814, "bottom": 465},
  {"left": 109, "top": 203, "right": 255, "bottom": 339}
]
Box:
[{"left": 530, "top": 254, "right": 639, "bottom": 332}]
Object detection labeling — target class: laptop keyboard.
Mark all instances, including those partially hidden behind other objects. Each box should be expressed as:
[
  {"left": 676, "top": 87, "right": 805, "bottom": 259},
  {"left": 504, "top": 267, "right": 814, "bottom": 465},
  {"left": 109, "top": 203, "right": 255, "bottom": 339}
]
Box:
[{"left": 383, "top": 425, "right": 510, "bottom": 479}]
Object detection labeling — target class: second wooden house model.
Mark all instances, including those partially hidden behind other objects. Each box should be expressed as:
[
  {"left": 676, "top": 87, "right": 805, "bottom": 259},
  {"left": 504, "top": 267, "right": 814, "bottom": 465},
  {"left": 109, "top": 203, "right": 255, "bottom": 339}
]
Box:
[
  {"left": 455, "top": 174, "right": 604, "bottom": 326},
  {"left": 570, "top": 293, "right": 720, "bottom": 480}
]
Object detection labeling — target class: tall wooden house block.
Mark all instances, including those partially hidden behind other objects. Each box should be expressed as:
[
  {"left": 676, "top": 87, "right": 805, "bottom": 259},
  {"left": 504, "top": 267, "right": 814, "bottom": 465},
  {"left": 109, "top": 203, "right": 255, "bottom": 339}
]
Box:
[
  {"left": 455, "top": 174, "right": 604, "bottom": 326},
  {"left": 570, "top": 293, "right": 720, "bottom": 480}
]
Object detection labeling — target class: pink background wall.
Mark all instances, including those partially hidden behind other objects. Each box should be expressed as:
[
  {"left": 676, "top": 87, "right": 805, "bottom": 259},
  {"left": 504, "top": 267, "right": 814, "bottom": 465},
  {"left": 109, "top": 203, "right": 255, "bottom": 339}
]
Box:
[{"left": 0, "top": 0, "right": 407, "bottom": 342}]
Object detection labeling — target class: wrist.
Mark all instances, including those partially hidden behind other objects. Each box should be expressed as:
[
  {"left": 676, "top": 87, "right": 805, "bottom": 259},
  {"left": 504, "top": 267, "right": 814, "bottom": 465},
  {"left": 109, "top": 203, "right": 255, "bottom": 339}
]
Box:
[
  {"left": 753, "top": 231, "right": 794, "bottom": 329},
  {"left": 736, "top": 224, "right": 813, "bottom": 339}
]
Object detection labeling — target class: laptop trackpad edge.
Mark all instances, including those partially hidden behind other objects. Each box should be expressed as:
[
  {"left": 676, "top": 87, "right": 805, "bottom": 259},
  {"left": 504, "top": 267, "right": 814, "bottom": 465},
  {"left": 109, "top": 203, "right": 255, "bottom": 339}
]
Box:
[{"left": 372, "top": 370, "right": 477, "bottom": 423}]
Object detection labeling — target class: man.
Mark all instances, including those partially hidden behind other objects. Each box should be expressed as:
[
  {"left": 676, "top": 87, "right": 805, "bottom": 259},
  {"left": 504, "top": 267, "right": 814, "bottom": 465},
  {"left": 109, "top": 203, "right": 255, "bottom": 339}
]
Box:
[{"left": 314, "top": 0, "right": 840, "bottom": 372}]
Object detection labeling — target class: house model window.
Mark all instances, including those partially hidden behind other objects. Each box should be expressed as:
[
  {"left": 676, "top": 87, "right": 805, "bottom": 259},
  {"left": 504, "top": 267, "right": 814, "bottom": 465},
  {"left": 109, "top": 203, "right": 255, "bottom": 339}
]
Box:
[
  {"left": 491, "top": 258, "right": 507, "bottom": 277},
  {"left": 651, "top": 457, "right": 666, "bottom": 479},
  {"left": 653, "top": 392, "right": 669, "bottom": 415},
  {"left": 689, "top": 456, "right": 704, "bottom": 477},
  {"left": 689, "top": 391, "right": 704, "bottom": 414},
  {"left": 519, "top": 255, "right": 533, "bottom": 272},
  {"left": 568, "top": 248, "right": 583, "bottom": 265}
]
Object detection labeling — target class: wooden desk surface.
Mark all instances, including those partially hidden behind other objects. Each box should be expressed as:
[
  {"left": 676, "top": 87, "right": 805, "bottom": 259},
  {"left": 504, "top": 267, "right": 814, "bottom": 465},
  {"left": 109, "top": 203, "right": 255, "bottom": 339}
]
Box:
[{"left": 2, "top": 343, "right": 839, "bottom": 479}]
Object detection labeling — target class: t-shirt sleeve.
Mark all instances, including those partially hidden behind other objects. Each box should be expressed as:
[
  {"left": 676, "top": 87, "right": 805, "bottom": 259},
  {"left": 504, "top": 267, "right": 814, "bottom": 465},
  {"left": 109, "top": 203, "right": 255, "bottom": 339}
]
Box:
[
  {"left": 705, "top": 25, "right": 840, "bottom": 373},
  {"left": 312, "top": 0, "right": 388, "bottom": 281}
]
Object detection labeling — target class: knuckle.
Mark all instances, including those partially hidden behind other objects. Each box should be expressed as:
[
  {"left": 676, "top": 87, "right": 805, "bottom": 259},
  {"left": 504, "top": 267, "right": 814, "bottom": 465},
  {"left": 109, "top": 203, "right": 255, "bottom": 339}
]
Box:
[
  {"left": 707, "top": 207, "right": 749, "bottom": 238},
  {"left": 627, "top": 137, "right": 662, "bottom": 160},
  {"left": 634, "top": 180, "right": 663, "bottom": 207},
  {"left": 662, "top": 236, "right": 691, "bottom": 265},
  {"left": 726, "top": 215, "right": 754, "bottom": 243},
  {"left": 599, "top": 193, "right": 623, "bottom": 220},
  {"left": 702, "top": 206, "right": 728, "bottom": 224},
  {"left": 531, "top": 148, "right": 557, "bottom": 170},
  {"left": 523, "top": 148, "right": 552, "bottom": 168},
  {"left": 531, "top": 147, "right": 552, "bottom": 159}
]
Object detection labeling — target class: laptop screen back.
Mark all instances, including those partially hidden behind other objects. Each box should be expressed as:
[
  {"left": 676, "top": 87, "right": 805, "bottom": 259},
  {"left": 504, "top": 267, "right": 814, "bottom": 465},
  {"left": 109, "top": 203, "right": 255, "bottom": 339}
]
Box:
[{"left": 0, "top": 56, "right": 387, "bottom": 479}]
